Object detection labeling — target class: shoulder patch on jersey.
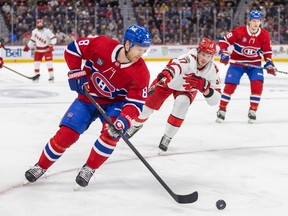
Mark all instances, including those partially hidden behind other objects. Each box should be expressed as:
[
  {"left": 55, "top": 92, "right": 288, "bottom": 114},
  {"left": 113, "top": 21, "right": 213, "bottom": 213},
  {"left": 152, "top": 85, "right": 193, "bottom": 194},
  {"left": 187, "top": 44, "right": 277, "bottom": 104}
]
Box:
[{"left": 97, "top": 58, "right": 104, "bottom": 65}]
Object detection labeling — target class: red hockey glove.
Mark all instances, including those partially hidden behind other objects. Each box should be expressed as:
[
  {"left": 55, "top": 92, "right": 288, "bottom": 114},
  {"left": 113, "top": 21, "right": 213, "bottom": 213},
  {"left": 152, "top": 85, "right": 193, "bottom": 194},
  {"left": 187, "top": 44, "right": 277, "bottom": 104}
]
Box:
[
  {"left": 264, "top": 61, "right": 277, "bottom": 76},
  {"left": 23, "top": 45, "right": 30, "bottom": 52},
  {"left": 0, "top": 57, "right": 3, "bottom": 68},
  {"left": 49, "top": 46, "right": 54, "bottom": 52},
  {"left": 106, "top": 115, "right": 131, "bottom": 139},
  {"left": 183, "top": 73, "right": 210, "bottom": 93},
  {"left": 157, "top": 70, "right": 173, "bottom": 86},
  {"left": 219, "top": 49, "right": 230, "bottom": 65}
]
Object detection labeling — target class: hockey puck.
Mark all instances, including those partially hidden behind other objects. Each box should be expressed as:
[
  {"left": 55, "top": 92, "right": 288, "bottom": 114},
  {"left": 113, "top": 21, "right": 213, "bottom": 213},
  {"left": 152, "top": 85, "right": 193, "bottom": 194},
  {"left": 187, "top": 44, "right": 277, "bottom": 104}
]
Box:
[{"left": 216, "top": 199, "right": 226, "bottom": 210}]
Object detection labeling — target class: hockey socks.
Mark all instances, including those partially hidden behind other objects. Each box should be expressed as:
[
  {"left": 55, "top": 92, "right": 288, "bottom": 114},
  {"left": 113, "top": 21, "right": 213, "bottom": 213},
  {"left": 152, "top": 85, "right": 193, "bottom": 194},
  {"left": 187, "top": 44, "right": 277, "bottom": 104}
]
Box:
[{"left": 86, "top": 135, "right": 116, "bottom": 170}]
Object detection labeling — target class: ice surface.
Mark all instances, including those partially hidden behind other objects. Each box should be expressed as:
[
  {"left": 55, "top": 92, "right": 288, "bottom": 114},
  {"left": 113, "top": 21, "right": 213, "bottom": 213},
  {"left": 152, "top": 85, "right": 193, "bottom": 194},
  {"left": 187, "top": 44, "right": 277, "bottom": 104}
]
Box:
[{"left": 0, "top": 62, "right": 288, "bottom": 216}]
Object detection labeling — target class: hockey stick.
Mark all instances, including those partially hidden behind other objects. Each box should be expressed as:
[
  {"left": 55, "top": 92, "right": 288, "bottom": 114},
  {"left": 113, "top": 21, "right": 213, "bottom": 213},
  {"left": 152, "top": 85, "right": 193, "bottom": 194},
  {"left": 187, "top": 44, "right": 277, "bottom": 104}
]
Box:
[
  {"left": 1, "top": 43, "right": 10, "bottom": 51},
  {"left": 148, "top": 78, "right": 166, "bottom": 96},
  {"left": 83, "top": 86, "right": 198, "bottom": 204},
  {"left": 2, "top": 65, "right": 40, "bottom": 80},
  {"left": 231, "top": 61, "right": 288, "bottom": 75}
]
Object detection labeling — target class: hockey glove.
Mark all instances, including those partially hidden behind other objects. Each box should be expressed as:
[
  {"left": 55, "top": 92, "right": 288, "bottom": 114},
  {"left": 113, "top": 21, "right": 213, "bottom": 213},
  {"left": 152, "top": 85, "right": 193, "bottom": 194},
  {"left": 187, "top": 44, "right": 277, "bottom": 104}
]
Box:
[
  {"left": 157, "top": 70, "right": 173, "bottom": 86},
  {"left": 0, "top": 57, "right": 3, "bottom": 68},
  {"left": 219, "top": 49, "right": 230, "bottom": 65},
  {"left": 49, "top": 46, "right": 54, "bottom": 52},
  {"left": 23, "top": 45, "right": 30, "bottom": 52},
  {"left": 67, "top": 69, "right": 88, "bottom": 94},
  {"left": 264, "top": 61, "right": 277, "bottom": 76},
  {"left": 148, "top": 70, "right": 173, "bottom": 95},
  {"left": 183, "top": 73, "right": 210, "bottom": 93},
  {"left": 106, "top": 115, "right": 130, "bottom": 139}
]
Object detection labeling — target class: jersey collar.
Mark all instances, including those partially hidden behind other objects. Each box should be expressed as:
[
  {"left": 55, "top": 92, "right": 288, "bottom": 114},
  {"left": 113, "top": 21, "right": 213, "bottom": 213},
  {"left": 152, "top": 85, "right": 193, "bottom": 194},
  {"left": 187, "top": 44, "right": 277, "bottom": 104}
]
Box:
[{"left": 246, "top": 25, "right": 261, "bottom": 37}]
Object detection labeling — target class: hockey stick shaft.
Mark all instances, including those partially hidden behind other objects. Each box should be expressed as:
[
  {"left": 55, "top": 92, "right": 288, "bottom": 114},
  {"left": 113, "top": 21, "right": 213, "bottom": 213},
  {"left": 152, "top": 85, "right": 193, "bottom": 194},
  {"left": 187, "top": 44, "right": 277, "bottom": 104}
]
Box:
[
  {"left": 2, "top": 65, "right": 40, "bottom": 80},
  {"left": 148, "top": 78, "right": 166, "bottom": 96},
  {"left": 0, "top": 39, "right": 9, "bottom": 50},
  {"left": 1, "top": 44, "right": 9, "bottom": 51},
  {"left": 83, "top": 86, "right": 198, "bottom": 204},
  {"left": 231, "top": 61, "right": 288, "bottom": 75}
]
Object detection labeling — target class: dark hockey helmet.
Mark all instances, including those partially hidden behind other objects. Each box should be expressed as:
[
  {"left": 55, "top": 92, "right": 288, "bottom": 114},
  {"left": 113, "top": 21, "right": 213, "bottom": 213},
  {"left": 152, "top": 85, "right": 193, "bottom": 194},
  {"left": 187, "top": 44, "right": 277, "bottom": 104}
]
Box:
[
  {"left": 197, "top": 38, "right": 217, "bottom": 55},
  {"left": 249, "top": 10, "right": 262, "bottom": 20},
  {"left": 124, "top": 25, "right": 151, "bottom": 48}
]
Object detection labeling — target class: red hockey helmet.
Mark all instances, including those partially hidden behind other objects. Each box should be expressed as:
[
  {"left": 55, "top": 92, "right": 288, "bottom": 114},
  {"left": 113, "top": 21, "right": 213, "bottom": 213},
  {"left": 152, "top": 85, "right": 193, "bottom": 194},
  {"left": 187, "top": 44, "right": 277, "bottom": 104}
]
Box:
[{"left": 197, "top": 38, "right": 217, "bottom": 55}]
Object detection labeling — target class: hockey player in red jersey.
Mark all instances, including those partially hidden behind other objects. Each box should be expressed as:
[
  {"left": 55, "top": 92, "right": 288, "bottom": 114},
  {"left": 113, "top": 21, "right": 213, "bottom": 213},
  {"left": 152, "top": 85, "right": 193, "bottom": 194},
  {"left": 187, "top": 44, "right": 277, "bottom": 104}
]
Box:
[
  {"left": 216, "top": 10, "right": 277, "bottom": 124},
  {"left": 24, "top": 25, "right": 152, "bottom": 187},
  {"left": 23, "top": 19, "right": 57, "bottom": 82},
  {"left": 125, "top": 38, "right": 221, "bottom": 152}
]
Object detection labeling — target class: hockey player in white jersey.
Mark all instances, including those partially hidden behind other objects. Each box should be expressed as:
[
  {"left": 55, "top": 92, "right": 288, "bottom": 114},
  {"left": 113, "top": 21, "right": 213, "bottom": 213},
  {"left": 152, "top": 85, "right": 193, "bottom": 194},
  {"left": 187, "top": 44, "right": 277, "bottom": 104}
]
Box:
[
  {"left": 125, "top": 38, "right": 222, "bottom": 152},
  {"left": 23, "top": 19, "right": 57, "bottom": 82}
]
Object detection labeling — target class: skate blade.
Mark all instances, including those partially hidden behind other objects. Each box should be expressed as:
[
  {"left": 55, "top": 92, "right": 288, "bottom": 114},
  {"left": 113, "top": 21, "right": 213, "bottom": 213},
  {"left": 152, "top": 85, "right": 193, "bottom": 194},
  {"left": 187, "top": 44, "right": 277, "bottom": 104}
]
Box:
[
  {"left": 23, "top": 180, "right": 31, "bottom": 186},
  {"left": 248, "top": 119, "right": 255, "bottom": 124},
  {"left": 158, "top": 149, "right": 167, "bottom": 155},
  {"left": 73, "top": 185, "right": 85, "bottom": 192},
  {"left": 215, "top": 118, "right": 224, "bottom": 123}
]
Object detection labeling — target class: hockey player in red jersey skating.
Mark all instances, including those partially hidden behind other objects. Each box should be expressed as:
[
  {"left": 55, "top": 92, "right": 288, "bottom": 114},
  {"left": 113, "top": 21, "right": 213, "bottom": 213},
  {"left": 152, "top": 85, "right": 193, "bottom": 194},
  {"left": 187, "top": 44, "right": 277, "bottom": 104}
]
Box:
[
  {"left": 23, "top": 19, "right": 57, "bottom": 82},
  {"left": 125, "top": 38, "right": 221, "bottom": 152},
  {"left": 25, "top": 25, "right": 152, "bottom": 187},
  {"left": 217, "top": 10, "right": 278, "bottom": 124}
]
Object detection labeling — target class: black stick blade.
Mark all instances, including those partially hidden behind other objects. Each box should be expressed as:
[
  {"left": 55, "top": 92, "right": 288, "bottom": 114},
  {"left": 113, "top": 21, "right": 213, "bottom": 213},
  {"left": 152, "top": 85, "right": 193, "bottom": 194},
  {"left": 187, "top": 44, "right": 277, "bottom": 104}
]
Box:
[
  {"left": 175, "top": 191, "right": 198, "bottom": 204},
  {"left": 32, "top": 74, "right": 40, "bottom": 80}
]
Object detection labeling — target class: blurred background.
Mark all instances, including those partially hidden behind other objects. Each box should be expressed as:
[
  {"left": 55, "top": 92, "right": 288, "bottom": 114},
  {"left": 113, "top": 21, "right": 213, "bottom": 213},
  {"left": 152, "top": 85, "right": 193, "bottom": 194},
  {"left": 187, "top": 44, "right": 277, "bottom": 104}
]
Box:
[{"left": 1, "top": 0, "right": 287, "bottom": 46}]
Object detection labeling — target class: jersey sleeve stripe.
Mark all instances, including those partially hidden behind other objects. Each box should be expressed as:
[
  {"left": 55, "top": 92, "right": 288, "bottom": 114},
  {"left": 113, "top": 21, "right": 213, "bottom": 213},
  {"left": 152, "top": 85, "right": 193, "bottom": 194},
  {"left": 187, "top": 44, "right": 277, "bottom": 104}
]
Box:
[{"left": 66, "top": 41, "right": 82, "bottom": 58}]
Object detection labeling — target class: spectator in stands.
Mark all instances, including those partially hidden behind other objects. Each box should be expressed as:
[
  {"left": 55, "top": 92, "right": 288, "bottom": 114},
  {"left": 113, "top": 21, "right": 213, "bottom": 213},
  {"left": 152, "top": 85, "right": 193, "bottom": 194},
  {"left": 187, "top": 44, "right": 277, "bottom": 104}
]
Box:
[
  {"left": 152, "top": 34, "right": 162, "bottom": 44},
  {"left": 87, "top": 29, "right": 98, "bottom": 38}
]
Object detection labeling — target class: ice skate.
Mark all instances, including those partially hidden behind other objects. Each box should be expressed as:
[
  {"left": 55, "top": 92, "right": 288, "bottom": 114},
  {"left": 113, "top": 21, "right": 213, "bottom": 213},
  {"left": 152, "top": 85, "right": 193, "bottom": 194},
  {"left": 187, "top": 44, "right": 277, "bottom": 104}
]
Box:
[
  {"left": 25, "top": 163, "right": 46, "bottom": 183},
  {"left": 158, "top": 135, "right": 172, "bottom": 153},
  {"left": 248, "top": 109, "right": 256, "bottom": 124},
  {"left": 124, "top": 124, "right": 143, "bottom": 139},
  {"left": 48, "top": 76, "right": 54, "bottom": 83},
  {"left": 75, "top": 164, "right": 95, "bottom": 188},
  {"left": 216, "top": 109, "right": 226, "bottom": 123}
]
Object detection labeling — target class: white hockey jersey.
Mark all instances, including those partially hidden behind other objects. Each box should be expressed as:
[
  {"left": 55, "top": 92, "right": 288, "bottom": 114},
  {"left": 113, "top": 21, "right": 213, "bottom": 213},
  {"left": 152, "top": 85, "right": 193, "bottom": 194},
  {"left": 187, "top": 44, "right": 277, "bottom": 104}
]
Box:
[
  {"left": 166, "top": 49, "right": 221, "bottom": 105},
  {"left": 27, "top": 28, "right": 57, "bottom": 52}
]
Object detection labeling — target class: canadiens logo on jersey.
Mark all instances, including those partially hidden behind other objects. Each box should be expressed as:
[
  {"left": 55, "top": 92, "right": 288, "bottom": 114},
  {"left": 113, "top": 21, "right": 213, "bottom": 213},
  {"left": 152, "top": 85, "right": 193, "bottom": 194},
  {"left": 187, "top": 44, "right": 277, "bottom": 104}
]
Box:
[
  {"left": 235, "top": 44, "right": 260, "bottom": 58},
  {"left": 241, "top": 46, "right": 259, "bottom": 57},
  {"left": 91, "top": 72, "right": 115, "bottom": 97},
  {"left": 90, "top": 71, "right": 127, "bottom": 98}
]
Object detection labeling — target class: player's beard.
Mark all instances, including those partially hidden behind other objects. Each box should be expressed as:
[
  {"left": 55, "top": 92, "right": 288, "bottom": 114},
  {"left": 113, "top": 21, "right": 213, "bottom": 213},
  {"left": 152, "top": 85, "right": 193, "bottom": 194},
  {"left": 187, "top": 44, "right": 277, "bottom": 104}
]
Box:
[{"left": 37, "top": 26, "right": 44, "bottom": 30}]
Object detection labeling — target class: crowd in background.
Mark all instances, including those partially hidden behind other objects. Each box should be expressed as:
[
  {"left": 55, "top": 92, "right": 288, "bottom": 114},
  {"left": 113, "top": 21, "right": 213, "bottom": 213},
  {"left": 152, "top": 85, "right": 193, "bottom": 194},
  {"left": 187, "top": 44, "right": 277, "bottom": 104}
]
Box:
[
  {"left": 1, "top": 0, "right": 288, "bottom": 46},
  {"left": 132, "top": 0, "right": 239, "bottom": 45},
  {"left": 0, "top": 0, "right": 123, "bottom": 45}
]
